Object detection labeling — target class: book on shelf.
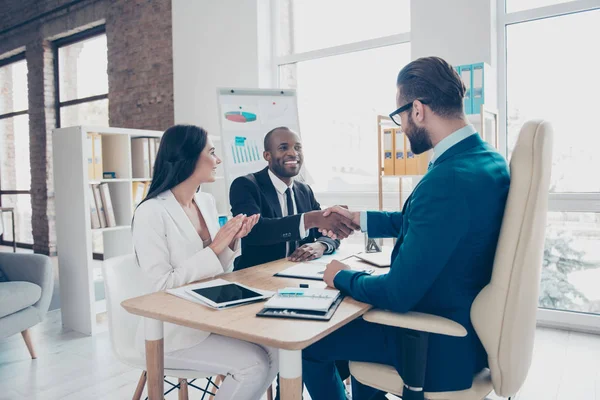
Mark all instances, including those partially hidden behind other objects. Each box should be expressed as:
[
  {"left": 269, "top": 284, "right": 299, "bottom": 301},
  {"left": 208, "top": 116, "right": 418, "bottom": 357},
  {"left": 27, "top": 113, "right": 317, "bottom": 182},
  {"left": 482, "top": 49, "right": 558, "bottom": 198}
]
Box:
[
  {"left": 131, "top": 138, "right": 151, "bottom": 178},
  {"left": 99, "top": 183, "right": 117, "bottom": 227},
  {"left": 86, "top": 133, "right": 95, "bottom": 180},
  {"left": 93, "top": 134, "right": 103, "bottom": 180},
  {"left": 88, "top": 185, "right": 101, "bottom": 229},
  {"left": 132, "top": 137, "right": 160, "bottom": 179},
  {"left": 92, "top": 184, "right": 107, "bottom": 228}
]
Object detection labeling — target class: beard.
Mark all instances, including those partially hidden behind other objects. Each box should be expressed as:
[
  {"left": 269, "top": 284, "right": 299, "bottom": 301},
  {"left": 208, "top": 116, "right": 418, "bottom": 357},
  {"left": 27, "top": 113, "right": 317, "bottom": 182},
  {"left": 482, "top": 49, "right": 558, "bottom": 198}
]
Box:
[{"left": 405, "top": 112, "right": 433, "bottom": 155}]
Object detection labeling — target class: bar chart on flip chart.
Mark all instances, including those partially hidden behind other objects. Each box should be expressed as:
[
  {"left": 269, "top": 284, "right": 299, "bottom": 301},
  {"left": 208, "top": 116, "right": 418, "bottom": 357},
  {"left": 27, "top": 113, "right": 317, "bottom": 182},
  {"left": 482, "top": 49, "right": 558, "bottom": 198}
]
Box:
[{"left": 231, "top": 136, "right": 262, "bottom": 164}]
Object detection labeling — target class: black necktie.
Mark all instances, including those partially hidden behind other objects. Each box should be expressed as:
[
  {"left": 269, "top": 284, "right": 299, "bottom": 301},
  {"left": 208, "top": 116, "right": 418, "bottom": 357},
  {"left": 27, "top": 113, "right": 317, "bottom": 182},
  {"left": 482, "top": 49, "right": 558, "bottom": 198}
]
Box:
[{"left": 285, "top": 188, "right": 297, "bottom": 255}]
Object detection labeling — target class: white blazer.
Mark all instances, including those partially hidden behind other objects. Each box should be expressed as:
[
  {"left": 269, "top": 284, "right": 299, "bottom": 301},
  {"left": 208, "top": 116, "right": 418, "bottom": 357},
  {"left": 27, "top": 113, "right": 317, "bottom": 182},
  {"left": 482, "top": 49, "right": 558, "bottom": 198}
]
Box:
[{"left": 132, "top": 190, "right": 240, "bottom": 354}]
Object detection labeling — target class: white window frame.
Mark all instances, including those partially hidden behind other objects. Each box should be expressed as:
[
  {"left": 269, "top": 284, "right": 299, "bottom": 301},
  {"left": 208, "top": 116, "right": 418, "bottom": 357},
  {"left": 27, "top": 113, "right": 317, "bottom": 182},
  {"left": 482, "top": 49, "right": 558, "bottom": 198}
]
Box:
[
  {"left": 498, "top": 0, "right": 600, "bottom": 333},
  {"left": 271, "top": 1, "right": 411, "bottom": 209}
]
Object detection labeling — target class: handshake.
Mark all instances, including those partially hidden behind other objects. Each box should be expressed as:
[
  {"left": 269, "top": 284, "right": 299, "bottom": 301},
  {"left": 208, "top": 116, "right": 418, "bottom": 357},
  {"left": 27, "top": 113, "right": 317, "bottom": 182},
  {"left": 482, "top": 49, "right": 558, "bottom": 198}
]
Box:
[{"left": 304, "top": 206, "right": 361, "bottom": 240}]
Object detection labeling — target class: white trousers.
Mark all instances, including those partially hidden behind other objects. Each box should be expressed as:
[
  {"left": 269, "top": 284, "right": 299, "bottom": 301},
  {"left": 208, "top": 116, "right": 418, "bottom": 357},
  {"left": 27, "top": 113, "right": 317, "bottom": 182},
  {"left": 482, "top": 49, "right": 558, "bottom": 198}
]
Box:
[{"left": 167, "top": 334, "right": 279, "bottom": 400}]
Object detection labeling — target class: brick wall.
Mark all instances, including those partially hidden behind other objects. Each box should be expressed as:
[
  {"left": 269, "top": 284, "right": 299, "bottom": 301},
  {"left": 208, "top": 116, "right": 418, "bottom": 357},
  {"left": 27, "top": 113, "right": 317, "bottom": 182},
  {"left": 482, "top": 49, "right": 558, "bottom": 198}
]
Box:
[
  {"left": 0, "top": 0, "right": 174, "bottom": 254},
  {"left": 106, "top": 0, "right": 174, "bottom": 130},
  {"left": 27, "top": 39, "right": 57, "bottom": 255}
]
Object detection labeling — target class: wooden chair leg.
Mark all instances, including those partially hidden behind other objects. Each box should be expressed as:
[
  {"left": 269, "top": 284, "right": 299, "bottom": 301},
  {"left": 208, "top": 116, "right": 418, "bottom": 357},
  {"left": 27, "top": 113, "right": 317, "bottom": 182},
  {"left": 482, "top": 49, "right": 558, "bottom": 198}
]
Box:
[
  {"left": 208, "top": 375, "right": 225, "bottom": 400},
  {"left": 267, "top": 384, "right": 274, "bottom": 400},
  {"left": 178, "top": 378, "right": 188, "bottom": 400},
  {"left": 21, "top": 329, "right": 37, "bottom": 359},
  {"left": 133, "top": 371, "right": 147, "bottom": 400}
]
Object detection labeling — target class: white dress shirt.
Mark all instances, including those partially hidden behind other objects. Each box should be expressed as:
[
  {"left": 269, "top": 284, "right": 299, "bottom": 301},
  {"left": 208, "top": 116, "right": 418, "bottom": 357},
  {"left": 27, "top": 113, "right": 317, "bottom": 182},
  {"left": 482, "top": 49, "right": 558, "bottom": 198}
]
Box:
[{"left": 267, "top": 169, "right": 308, "bottom": 255}]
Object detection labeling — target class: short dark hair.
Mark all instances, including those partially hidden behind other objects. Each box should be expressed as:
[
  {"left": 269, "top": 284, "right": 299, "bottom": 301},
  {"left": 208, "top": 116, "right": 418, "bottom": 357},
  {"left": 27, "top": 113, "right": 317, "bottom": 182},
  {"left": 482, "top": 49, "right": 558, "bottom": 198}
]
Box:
[
  {"left": 396, "top": 56, "right": 465, "bottom": 118},
  {"left": 264, "top": 126, "right": 290, "bottom": 151}
]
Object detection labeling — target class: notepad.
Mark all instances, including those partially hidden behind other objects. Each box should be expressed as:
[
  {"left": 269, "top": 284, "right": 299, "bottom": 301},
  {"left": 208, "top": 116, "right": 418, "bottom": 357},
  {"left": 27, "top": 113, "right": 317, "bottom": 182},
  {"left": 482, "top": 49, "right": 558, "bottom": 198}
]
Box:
[
  {"left": 352, "top": 249, "right": 393, "bottom": 267},
  {"left": 262, "top": 287, "right": 341, "bottom": 313}
]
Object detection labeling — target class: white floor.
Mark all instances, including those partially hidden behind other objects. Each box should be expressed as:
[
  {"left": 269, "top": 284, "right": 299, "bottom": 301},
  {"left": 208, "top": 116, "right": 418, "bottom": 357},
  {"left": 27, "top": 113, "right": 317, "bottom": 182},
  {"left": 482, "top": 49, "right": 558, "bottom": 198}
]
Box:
[{"left": 1, "top": 309, "right": 599, "bottom": 400}]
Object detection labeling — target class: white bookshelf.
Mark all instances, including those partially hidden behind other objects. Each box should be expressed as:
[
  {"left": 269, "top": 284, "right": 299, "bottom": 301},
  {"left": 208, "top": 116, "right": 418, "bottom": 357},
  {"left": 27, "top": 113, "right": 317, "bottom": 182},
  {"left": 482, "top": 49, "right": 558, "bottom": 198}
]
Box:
[{"left": 52, "top": 125, "right": 162, "bottom": 335}]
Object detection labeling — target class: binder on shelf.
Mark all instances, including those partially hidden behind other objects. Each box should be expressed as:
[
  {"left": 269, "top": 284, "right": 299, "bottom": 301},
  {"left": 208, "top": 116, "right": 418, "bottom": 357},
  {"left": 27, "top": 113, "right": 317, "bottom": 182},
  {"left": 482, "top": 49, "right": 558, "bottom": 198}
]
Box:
[
  {"left": 86, "top": 133, "right": 95, "bottom": 180},
  {"left": 92, "top": 184, "right": 107, "bottom": 228},
  {"left": 142, "top": 181, "right": 150, "bottom": 199},
  {"left": 88, "top": 186, "right": 101, "bottom": 229},
  {"left": 394, "top": 128, "right": 406, "bottom": 175},
  {"left": 132, "top": 181, "right": 146, "bottom": 207},
  {"left": 404, "top": 135, "right": 418, "bottom": 175},
  {"left": 93, "top": 134, "right": 103, "bottom": 180},
  {"left": 131, "top": 138, "right": 150, "bottom": 178},
  {"left": 99, "top": 183, "right": 116, "bottom": 227},
  {"left": 472, "top": 62, "right": 494, "bottom": 114},
  {"left": 383, "top": 128, "right": 394, "bottom": 175},
  {"left": 460, "top": 64, "right": 473, "bottom": 114},
  {"left": 148, "top": 138, "right": 157, "bottom": 178}
]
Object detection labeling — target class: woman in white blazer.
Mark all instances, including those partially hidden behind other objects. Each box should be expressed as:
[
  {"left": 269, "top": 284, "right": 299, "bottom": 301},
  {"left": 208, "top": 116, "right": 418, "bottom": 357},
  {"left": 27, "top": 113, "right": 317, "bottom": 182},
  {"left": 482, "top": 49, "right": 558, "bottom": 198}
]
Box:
[{"left": 132, "top": 124, "right": 277, "bottom": 400}]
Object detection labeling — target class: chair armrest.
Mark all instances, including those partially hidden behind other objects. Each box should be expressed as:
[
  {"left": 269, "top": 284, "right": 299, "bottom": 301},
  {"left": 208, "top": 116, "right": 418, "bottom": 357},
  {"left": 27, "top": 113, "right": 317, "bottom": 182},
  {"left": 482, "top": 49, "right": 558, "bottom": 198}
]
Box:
[
  {"left": 0, "top": 253, "right": 54, "bottom": 317},
  {"left": 363, "top": 310, "right": 467, "bottom": 337}
]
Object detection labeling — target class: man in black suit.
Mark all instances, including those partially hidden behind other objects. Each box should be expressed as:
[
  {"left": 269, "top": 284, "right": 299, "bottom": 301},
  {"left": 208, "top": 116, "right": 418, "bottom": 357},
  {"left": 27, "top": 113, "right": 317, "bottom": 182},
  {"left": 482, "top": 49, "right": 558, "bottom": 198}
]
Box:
[
  {"left": 229, "top": 126, "right": 358, "bottom": 271},
  {"left": 229, "top": 126, "right": 357, "bottom": 400}
]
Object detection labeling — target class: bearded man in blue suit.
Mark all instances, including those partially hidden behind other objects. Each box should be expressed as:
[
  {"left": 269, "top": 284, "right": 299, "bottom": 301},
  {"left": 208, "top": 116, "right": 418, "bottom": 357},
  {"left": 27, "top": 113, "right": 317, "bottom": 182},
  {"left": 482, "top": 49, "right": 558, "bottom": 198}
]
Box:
[{"left": 302, "top": 56, "right": 510, "bottom": 400}]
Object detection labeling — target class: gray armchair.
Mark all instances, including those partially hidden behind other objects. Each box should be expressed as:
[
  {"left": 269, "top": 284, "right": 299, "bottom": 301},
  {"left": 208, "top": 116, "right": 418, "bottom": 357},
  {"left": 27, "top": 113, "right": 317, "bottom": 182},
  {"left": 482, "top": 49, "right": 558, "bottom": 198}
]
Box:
[{"left": 0, "top": 252, "right": 54, "bottom": 359}]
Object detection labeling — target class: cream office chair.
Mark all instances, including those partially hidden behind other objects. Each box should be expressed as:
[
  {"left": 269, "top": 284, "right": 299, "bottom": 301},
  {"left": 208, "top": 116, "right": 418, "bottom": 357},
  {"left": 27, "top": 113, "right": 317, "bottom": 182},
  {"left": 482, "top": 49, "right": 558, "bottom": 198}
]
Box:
[
  {"left": 103, "top": 254, "right": 220, "bottom": 400},
  {"left": 349, "top": 120, "right": 554, "bottom": 400}
]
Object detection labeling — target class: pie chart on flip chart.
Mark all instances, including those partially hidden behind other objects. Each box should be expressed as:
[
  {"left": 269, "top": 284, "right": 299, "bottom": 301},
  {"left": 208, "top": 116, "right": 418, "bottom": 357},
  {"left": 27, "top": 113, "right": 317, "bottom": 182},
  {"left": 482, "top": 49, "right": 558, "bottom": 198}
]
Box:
[{"left": 224, "top": 110, "right": 257, "bottom": 123}]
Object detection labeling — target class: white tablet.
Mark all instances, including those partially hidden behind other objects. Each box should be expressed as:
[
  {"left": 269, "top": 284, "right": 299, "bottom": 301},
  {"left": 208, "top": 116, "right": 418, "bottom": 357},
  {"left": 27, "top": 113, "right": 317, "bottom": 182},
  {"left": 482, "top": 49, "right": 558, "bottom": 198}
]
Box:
[{"left": 185, "top": 282, "right": 270, "bottom": 309}]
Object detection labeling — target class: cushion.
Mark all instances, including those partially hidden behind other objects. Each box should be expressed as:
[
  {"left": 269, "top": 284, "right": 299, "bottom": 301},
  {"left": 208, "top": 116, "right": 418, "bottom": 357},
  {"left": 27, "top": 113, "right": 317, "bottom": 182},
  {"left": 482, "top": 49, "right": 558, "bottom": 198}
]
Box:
[
  {"left": 0, "top": 267, "right": 8, "bottom": 282},
  {"left": 0, "top": 281, "right": 42, "bottom": 318}
]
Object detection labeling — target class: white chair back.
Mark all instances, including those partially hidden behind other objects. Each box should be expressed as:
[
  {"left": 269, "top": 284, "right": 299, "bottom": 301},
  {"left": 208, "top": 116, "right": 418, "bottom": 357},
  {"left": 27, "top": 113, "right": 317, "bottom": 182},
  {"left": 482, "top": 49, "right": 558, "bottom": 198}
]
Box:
[
  {"left": 471, "top": 120, "right": 553, "bottom": 397},
  {"left": 102, "top": 254, "right": 152, "bottom": 365}
]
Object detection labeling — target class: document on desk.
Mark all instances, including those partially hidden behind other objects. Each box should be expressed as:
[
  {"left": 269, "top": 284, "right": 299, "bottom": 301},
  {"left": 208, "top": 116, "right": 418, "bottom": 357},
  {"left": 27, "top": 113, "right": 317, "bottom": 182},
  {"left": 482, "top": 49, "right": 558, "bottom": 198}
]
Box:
[{"left": 274, "top": 262, "right": 374, "bottom": 281}]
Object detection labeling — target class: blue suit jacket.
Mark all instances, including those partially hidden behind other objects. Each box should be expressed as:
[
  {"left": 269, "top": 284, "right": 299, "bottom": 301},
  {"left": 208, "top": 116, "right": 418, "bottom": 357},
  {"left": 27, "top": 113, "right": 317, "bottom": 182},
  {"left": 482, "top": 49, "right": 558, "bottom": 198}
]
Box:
[{"left": 335, "top": 134, "right": 510, "bottom": 392}]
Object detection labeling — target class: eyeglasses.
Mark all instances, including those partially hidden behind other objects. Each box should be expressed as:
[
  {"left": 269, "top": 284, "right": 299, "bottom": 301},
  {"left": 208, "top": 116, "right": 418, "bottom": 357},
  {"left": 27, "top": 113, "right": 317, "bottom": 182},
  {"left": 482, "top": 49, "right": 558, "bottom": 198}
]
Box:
[{"left": 389, "top": 99, "right": 429, "bottom": 127}]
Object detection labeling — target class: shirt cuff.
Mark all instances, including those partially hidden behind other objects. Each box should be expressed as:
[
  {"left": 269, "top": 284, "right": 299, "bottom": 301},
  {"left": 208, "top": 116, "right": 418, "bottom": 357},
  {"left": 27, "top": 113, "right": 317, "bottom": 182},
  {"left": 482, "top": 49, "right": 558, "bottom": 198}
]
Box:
[
  {"left": 360, "top": 211, "right": 368, "bottom": 232},
  {"left": 317, "top": 240, "right": 333, "bottom": 254},
  {"left": 299, "top": 213, "right": 309, "bottom": 239}
]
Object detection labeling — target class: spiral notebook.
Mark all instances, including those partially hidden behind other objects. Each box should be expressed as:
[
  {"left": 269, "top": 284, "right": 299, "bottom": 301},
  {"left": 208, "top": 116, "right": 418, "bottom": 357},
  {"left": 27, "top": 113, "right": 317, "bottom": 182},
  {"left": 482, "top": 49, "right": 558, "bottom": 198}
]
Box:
[{"left": 256, "top": 287, "right": 343, "bottom": 321}]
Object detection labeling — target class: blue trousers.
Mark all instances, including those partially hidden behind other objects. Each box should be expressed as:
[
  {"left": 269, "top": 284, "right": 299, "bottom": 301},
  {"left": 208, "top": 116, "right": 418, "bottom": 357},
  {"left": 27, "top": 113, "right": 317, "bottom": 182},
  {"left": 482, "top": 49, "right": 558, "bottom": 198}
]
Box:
[{"left": 302, "top": 317, "right": 401, "bottom": 400}]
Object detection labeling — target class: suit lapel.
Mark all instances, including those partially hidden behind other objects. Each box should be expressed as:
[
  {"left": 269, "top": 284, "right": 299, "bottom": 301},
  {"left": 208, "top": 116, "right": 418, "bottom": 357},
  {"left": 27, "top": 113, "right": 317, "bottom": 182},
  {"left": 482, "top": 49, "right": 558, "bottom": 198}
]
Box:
[
  {"left": 256, "top": 168, "right": 283, "bottom": 218},
  {"left": 158, "top": 190, "right": 202, "bottom": 247},
  {"left": 292, "top": 182, "right": 310, "bottom": 213}
]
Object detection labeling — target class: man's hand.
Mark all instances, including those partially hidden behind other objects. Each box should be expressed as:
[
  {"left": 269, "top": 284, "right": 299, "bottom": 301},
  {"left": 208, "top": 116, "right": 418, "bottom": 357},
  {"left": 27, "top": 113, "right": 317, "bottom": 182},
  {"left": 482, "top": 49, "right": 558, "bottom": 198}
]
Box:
[
  {"left": 323, "top": 260, "right": 351, "bottom": 288},
  {"left": 305, "top": 209, "right": 360, "bottom": 239},
  {"left": 319, "top": 206, "right": 361, "bottom": 239},
  {"left": 288, "top": 242, "right": 326, "bottom": 262}
]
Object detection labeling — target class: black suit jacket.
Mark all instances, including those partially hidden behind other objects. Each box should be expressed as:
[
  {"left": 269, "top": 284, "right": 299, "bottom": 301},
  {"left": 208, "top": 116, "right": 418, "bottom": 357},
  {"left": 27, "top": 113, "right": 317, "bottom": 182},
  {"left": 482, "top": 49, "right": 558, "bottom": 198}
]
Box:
[{"left": 229, "top": 167, "right": 340, "bottom": 270}]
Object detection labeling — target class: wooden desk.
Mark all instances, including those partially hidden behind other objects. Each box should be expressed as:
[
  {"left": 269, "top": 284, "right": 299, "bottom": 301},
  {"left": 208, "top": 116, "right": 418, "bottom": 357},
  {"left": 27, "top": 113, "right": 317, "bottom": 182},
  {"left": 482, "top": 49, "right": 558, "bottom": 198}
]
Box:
[{"left": 122, "top": 256, "right": 388, "bottom": 400}]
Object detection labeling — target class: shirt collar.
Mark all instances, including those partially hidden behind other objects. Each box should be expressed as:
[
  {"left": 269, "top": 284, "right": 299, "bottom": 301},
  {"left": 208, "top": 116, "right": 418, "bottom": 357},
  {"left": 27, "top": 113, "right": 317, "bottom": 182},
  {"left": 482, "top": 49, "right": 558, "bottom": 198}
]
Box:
[
  {"left": 268, "top": 168, "right": 293, "bottom": 195},
  {"left": 430, "top": 124, "right": 477, "bottom": 165}
]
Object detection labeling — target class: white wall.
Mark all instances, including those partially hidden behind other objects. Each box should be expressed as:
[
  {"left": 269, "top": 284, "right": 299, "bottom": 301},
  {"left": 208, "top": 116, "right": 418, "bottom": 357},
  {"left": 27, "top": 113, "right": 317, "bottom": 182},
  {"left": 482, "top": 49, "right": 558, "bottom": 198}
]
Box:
[
  {"left": 172, "top": 0, "right": 272, "bottom": 133},
  {"left": 411, "top": 0, "right": 497, "bottom": 67}
]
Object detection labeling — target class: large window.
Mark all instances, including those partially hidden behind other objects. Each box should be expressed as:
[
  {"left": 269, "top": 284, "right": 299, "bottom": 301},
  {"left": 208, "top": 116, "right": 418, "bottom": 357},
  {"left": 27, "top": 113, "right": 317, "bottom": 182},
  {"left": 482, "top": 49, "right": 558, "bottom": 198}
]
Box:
[
  {"left": 502, "top": 1, "right": 600, "bottom": 321},
  {"left": 0, "top": 54, "right": 33, "bottom": 246},
  {"left": 54, "top": 26, "right": 108, "bottom": 128},
  {"left": 276, "top": 1, "right": 411, "bottom": 208}
]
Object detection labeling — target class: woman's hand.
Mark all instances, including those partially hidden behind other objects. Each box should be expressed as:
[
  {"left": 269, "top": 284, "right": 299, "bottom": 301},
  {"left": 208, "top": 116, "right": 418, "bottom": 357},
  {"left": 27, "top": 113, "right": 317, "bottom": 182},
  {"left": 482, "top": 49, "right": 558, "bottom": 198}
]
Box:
[
  {"left": 234, "top": 214, "right": 260, "bottom": 240},
  {"left": 209, "top": 214, "right": 245, "bottom": 255}
]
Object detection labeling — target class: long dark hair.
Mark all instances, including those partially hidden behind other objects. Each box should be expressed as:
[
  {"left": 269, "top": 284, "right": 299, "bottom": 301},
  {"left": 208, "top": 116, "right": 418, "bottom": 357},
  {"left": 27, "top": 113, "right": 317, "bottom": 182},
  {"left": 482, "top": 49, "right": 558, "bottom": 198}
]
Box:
[{"left": 139, "top": 124, "right": 208, "bottom": 207}]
